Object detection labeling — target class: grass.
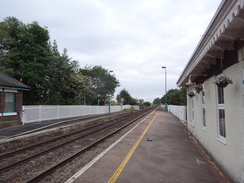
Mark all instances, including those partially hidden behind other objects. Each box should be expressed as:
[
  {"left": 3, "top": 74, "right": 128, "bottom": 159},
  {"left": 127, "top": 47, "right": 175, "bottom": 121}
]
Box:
[{"left": 123, "top": 107, "right": 136, "bottom": 111}]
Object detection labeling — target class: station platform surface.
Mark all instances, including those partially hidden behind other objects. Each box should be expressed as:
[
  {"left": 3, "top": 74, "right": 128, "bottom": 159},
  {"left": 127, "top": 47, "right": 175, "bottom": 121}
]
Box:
[
  {"left": 0, "top": 115, "right": 97, "bottom": 139},
  {"left": 67, "top": 111, "right": 231, "bottom": 183},
  {"left": 0, "top": 118, "right": 71, "bottom": 139}
]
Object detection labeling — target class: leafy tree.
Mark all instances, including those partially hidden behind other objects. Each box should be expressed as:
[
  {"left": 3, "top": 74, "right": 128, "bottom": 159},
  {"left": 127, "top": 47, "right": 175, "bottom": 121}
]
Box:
[
  {"left": 143, "top": 102, "right": 151, "bottom": 106},
  {"left": 80, "top": 65, "right": 120, "bottom": 105},
  {"left": 46, "top": 43, "right": 87, "bottom": 105},
  {"left": 153, "top": 98, "right": 161, "bottom": 105},
  {"left": 0, "top": 17, "right": 87, "bottom": 105},
  {"left": 179, "top": 87, "right": 187, "bottom": 105},
  {"left": 116, "top": 89, "right": 137, "bottom": 105},
  {"left": 161, "top": 88, "right": 186, "bottom": 106},
  {"left": 129, "top": 98, "right": 138, "bottom": 105},
  {"left": 0, "top": 17, "right": 54, "bottom": 104},
  {"left": 137, "top": 99, "right": 144, "bottom": 104}
]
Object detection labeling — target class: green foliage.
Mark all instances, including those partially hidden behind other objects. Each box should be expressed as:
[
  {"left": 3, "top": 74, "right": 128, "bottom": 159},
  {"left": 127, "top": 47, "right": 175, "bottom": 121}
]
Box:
[
  {"left": 161, "top": 88, "right": 186, "bottom": 106},
  {"left": 0, "top": 17, "right": 53, "bottom": 104},
  {"left": 143, "top": 102, "right": 151, "bottom": 106},
  {"left": 153, "top": 98, "right": 161, "bottom": 105},
  {"left": 123, "top": 107, "right": 136, "bottom": 111},
  {"left": 116, "top": 89, "right": 138, "bottom": 105},
  {"left": 0, "top": 17, "right": 121, "bottom": 105},
  {"left": 0, "top": 17, "right": 92, "bottom": 105},
  {"left": 79, "top": 65, "right": 120, "bottom": 105}
]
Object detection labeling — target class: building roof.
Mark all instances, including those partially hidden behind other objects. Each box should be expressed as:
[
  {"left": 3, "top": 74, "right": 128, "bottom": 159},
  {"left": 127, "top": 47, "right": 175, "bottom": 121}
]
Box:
[
  {"left": 177, "top": 0, "right": 244, "bottom": 87},
  {"left": 0, "top": 72, "right": 30, "bottom": 90}
]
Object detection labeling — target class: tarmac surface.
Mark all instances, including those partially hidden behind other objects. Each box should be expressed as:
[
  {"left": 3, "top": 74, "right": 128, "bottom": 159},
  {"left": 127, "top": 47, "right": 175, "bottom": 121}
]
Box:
[
  {"left": 66, "top": 111, "right": 231, "bottom": 183},
  {"left": 0, "top": 119, "right": 68, "bottom": 139},
  {"left": 0, "top": 115, "right": 96, "bottom": 139}
]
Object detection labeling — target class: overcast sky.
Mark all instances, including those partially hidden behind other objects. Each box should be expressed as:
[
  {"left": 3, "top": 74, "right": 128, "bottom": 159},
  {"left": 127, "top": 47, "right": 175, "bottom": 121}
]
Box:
[{"left": 0, "top": 0, "right": 221, "bottom": 102}]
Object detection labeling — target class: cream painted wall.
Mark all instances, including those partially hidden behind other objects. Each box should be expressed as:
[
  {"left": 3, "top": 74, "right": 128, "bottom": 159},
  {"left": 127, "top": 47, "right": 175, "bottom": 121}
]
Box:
[{"left": 186, "top": 58, "right": 244, "bottom": 182}]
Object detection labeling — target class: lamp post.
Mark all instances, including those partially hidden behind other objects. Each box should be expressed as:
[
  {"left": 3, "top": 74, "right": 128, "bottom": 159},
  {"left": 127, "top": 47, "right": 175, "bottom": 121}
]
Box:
[
  {"left": 108, "top": 70, "right": 113, "bottom": 113},
  {"left": 162, "top": 66, "right": 168, "bottom": 112}
]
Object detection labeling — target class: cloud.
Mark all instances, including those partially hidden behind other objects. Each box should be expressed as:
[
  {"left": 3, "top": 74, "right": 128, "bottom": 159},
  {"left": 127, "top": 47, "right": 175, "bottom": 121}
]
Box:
[{"left": 0, "top": 0, "right": 221, "bottom": 102}]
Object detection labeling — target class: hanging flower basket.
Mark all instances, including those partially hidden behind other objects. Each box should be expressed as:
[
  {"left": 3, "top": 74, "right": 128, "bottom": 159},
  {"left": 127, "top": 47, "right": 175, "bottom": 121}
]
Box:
[
  {"left": 195, "top": 84, "right": 203, "bottom": 94},
  {"left": 216, "top": 82, "right": 228, "bottom": 88},
  {"left": 215, "top": 75, "right": 233, "bottom": 88},
  {"left": 188, "top": 91, "right": 195, "bottom": 97}
]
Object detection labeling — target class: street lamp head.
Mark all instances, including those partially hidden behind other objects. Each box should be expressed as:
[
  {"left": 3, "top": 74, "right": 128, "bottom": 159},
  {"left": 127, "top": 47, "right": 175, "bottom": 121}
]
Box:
[
  {"left": 109, "top": 70, "right": 113, "bottom": 73},
  {"left": 162, "top": 66, "right": 166, "bottom": 69}
]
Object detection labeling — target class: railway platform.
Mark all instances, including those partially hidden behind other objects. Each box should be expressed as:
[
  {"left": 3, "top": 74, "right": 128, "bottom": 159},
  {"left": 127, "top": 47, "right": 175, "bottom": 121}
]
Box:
[
  {"left": 0, "top": 118, "right": 75, "bottom": 139},
  {"left": 66, "top": 111, "right": 231, "bottom": 183},
  {"left": 0, "top": 114, "right": 102, "bottom": 140}
]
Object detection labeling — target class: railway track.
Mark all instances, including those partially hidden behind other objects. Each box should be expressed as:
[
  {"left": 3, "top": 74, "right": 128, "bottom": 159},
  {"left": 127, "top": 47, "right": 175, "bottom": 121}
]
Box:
[
  {"left": 0, "top": 106, "right": 158, "bottom": 183},
  {"left": 3, "top": 111, "right": 126, "bottom": 139}
]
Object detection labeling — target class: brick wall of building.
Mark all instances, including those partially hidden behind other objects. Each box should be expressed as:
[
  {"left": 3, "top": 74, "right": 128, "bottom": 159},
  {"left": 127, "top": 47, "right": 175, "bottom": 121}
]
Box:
[
  {"left": 16, "top": 91, "right": 23, "bottom": 112},
  {"left": 0, "top": 92, "right": 4, "bottom": 114},
  {"left": 0, "top": 91, "right": 23, "bottom": 123}
]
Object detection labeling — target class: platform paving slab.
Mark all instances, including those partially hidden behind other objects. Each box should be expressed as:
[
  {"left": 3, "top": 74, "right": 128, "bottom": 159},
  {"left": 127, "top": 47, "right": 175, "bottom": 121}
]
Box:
[{"left": 71, "top": 111, "right": 229, "bottom": 183}]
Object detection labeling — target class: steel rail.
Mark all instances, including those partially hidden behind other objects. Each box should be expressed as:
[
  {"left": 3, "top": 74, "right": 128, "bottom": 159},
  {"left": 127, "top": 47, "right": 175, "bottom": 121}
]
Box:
[
  {"left": 2, "top": 112, "right": 122, "bottom": 140},
  {"left": 0, "top": 107, "right": 157, "bottom": 174},
  {"left": 26, "top": 106, "right": 158, "bottom": 183},
  {"left": 0, "top": 111, "right": 133, "bottom": 159}
]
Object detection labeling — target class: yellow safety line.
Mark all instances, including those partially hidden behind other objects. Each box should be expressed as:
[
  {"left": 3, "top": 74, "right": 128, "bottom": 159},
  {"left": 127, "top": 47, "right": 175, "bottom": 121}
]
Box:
[{"left": 108, "top": 111, "right": 159, "bottom": 183}]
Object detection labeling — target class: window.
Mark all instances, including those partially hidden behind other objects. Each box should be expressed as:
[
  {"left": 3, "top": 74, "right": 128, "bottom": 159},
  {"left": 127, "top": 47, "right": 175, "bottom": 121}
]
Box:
[
  {"left": 217, "top": 86, "right": 226, "bottom": 141},
  {"left": 202, "top": 89, "right": 206, "bottom": 130},
  {"left": 217, "top": 86, "right": 224, "bottom": 104},
  {"left": 4, "top": 93, "right": 15, "bottom": 113},
  {"left": 202, "top": 108, "right": 206, "bottom": 128},
  {"left": 218, "top": 109, "right": 226, "bottom": 138},
  {"left": 190, "top": 98, "right": 194, "bottom": 122}
]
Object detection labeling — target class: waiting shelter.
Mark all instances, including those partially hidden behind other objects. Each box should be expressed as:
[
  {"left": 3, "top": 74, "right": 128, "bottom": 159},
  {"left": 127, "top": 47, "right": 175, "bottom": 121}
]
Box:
[{"left": 0, "top": 72, "right": 30, "bottom": 128}]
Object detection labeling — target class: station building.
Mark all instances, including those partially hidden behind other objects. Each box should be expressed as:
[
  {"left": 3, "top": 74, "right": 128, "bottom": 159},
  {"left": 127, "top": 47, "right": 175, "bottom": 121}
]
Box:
[
  {"left": 177, "top": 1, "right": 244, "bottom": 182},
  {"left": 0, "top": 72, "right": 30, "bottom": 128}
]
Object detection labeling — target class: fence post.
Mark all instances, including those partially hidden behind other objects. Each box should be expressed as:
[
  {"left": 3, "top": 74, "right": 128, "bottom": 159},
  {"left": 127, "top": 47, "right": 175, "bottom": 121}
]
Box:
[
  {"left": 57, "top": 105, "right": 60, "bottom": 120},
  {"left": 38, "top": 105, "right": 41, "bottom": 122},
  {"left": 20, "top": 106, "right": 26, "bottom": 125}
]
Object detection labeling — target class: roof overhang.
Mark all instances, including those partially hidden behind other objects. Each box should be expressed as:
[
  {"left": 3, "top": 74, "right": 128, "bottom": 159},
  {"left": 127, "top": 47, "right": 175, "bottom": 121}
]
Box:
[
  {"left": 177, "top": 0, "right": 244, "bottom": 87},
  {"left": 0, "top": 86, "right": 30, "bottom": 91}
]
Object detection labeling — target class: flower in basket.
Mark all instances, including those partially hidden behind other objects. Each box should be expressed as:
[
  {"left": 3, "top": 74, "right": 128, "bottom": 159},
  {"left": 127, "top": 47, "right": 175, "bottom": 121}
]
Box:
[
  {"left": 188, "top": 91, "right": 195, "bottom": 97},
  {"left": 215, "top": 75, "right": 233, "bottom": 88},
  {"left": 195, "top": 84, "right": 203, "bottom": 94}
]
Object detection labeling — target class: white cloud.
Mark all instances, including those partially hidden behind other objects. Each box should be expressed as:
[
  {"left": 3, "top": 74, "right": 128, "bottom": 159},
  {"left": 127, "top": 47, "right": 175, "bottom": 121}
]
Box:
[{"left": 0, "top": 0, "right": 221, "bottom": 102}]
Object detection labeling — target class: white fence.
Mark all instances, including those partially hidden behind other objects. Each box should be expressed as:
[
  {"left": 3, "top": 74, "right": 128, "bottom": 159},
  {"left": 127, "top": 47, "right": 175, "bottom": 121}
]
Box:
[
  {"left": 21, "top": 105, "right": 139, "bottom": 124},
  {"left": 168, "top": 105, "right": 186, "bottom": 122}
]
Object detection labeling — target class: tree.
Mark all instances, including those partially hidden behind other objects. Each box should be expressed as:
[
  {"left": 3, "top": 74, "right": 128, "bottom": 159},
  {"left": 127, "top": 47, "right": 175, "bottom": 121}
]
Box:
[
  {"left": 179, "top": 87, "right": 187, "bottom": 105},
  {"left": 143, "top": 102, "right": 151, "bottom": 106},
  {"left": 45, "top": 43, "right": 85, "bottom": 105},
  {"left": 161, "top": 88, "right": 186, "bottom": 106},
  {"left": 58, "top": 72, "right": 92, "bottom": 105},
  {"left": 0, "top": 17, "right": 54, "bottom": 104},
  {"left": 80, "top": 65, "right": 120, "bottom": 105},
  {"left": 0, "top": 17, "right": 86, "bottom": 105},
  {"left": 153, "top": 98, "right": 161, "bottom": 105},
  {"left": 116, "top": 89, "right": 137, "bottom": 105}
]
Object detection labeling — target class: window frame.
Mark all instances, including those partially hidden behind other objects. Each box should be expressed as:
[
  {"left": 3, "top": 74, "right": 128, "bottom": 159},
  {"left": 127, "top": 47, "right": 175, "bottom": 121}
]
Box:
[
  {"left": 190, "top": 97, "right": 194, "bottom": 123},
  {"left": 216, "top": 86, "right": 226, "bottom": 143},
  {"left": 201, "top": 89, "right": 206, "bottom": 131},
  {"left": 4, "top": 92, "right": 16, "bottom": 113}
]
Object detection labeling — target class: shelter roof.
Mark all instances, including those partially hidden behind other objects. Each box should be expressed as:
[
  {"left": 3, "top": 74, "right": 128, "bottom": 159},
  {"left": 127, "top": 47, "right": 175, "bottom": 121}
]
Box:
[{"left": 0, "top": 72, "right": 30, "bottom": 90}]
